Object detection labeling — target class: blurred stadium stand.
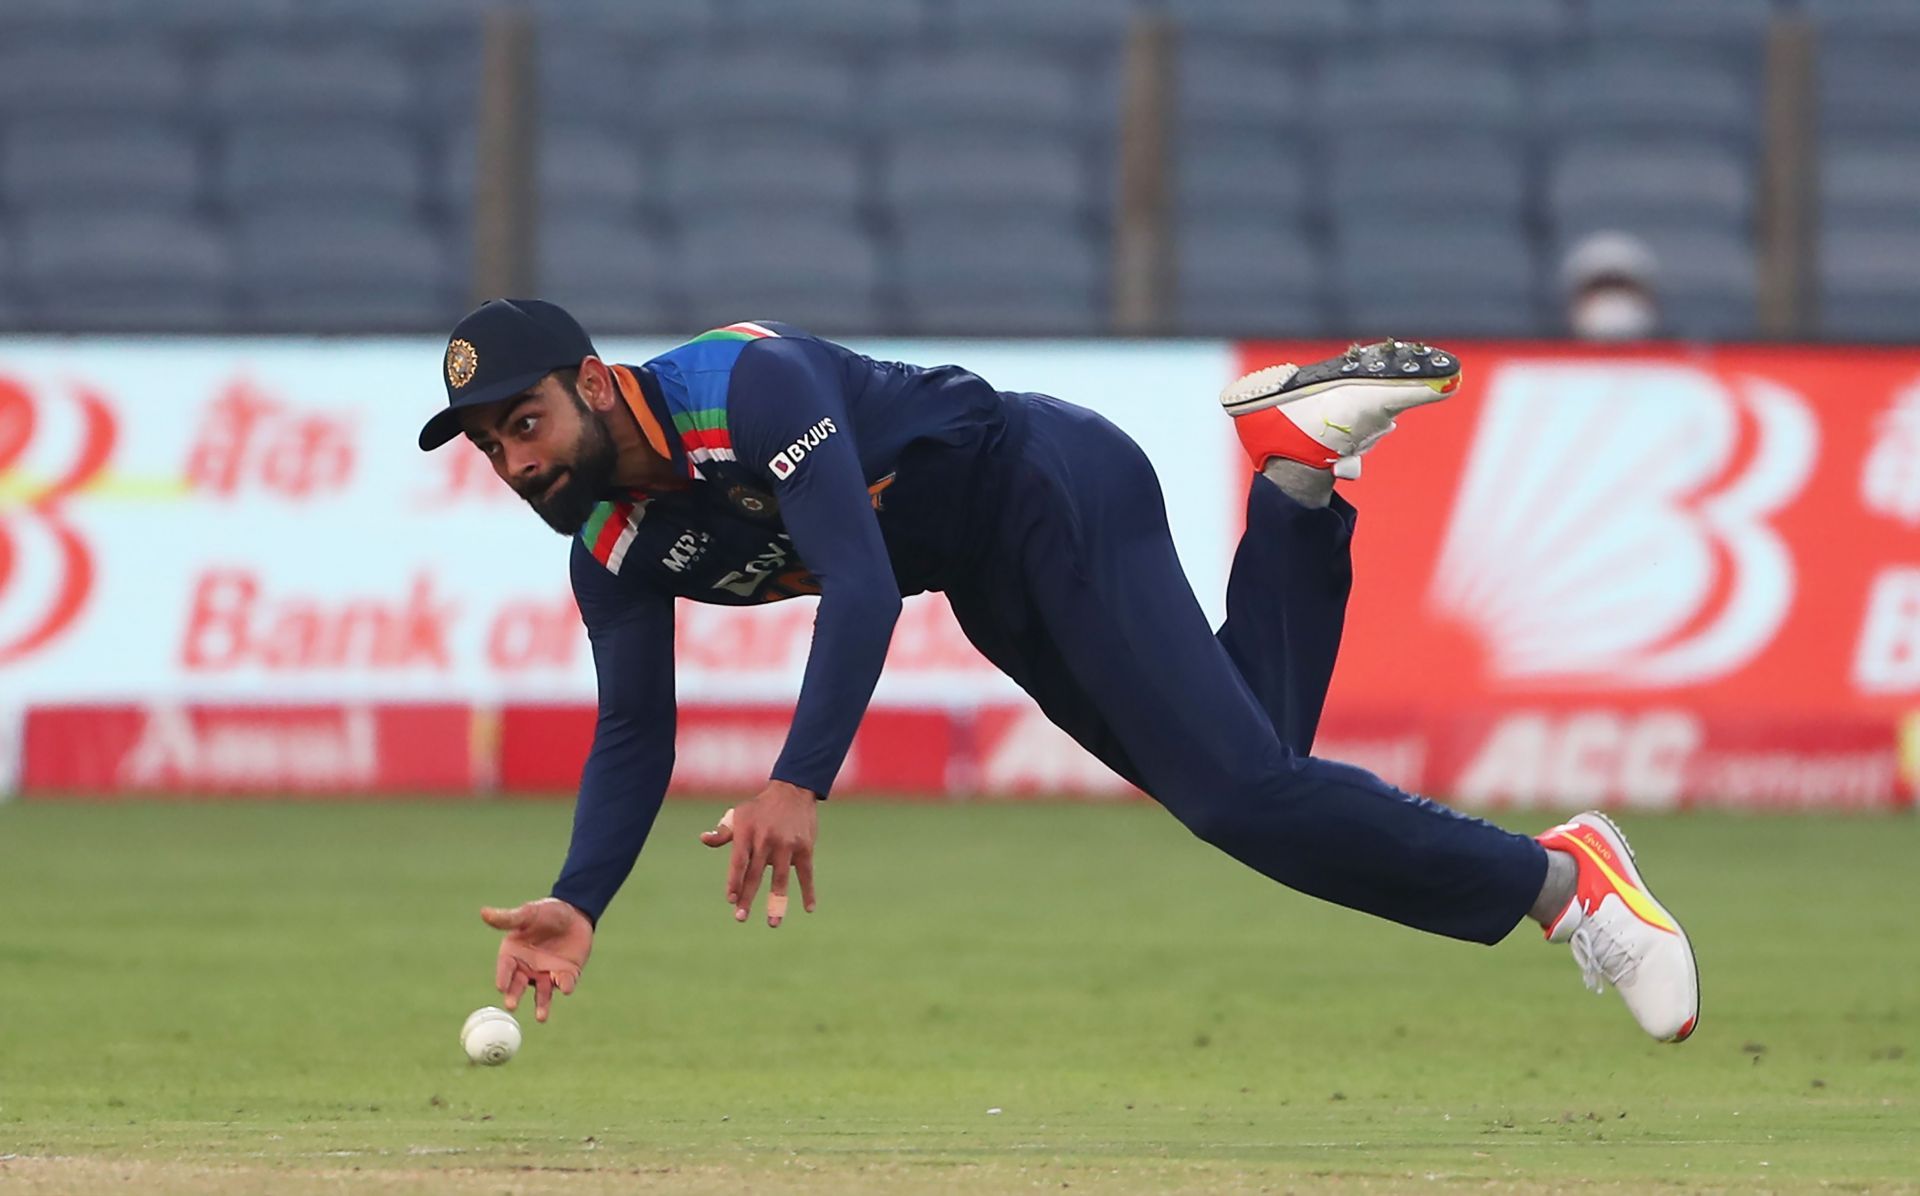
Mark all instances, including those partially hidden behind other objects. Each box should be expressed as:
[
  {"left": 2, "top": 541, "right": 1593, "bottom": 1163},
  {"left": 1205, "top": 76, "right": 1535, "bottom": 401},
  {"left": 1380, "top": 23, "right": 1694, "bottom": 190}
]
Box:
[{"left": 0, "top": 0, "right": 1909, "bottom": 339}]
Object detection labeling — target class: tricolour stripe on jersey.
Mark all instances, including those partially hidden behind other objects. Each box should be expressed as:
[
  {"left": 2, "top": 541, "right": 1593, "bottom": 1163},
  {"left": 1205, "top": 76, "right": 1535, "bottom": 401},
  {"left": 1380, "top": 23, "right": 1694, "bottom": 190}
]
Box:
[
  {"left": 664, "top": 324, "right": 780, "bottom": 465},
  {"left": 687, "top": 321, "right": 778, "bottom": 344},
  {"left": 580, "top": 493, "right": 648, "bottom": 573}
]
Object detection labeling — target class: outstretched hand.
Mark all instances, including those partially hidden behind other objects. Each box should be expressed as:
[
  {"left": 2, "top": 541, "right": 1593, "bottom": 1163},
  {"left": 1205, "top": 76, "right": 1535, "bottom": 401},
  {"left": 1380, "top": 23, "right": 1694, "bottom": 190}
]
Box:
[
  {"left": 699, "top": 781, "right": 819, "bottom": 926},
  {"left": 479, "top": 897, "right": 593, "bottom": 1023}
]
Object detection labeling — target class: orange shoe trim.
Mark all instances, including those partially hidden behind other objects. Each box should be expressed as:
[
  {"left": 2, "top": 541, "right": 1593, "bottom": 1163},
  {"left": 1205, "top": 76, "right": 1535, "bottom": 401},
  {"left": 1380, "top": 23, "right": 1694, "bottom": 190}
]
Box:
[
  {"left": 1543, "top": 825, "right": 1681, "bottom": 936},
  {"left": 1233, "top": 405, "right": 1338, "bottom": 471}
]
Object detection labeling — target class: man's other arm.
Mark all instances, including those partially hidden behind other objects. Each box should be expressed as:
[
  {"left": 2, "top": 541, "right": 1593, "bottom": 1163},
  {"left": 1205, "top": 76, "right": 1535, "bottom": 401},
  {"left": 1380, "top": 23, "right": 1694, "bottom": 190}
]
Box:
[
  {"left": 549, "top": 543, "right": 679, "bottom": 922},
  {"left": 728, "top": 336, "right": 902, "bottom": 798}
]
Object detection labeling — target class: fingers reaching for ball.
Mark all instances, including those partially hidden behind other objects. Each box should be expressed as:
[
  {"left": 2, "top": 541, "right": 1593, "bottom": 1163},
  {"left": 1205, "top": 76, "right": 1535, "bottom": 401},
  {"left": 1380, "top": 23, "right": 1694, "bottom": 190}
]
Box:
[
  {"left": 498, "top": 961, "right": 577, "bottom": 1023},
  {"left": 481, "top": 895, "right": 594, "bottom": 1024}
]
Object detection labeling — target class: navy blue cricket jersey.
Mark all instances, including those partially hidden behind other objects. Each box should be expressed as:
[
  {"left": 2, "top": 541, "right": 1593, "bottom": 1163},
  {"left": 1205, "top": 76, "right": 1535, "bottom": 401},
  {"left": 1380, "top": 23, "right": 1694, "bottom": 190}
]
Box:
[{"left": 553, "top": 321, "right": 1024, "bottom": 919}]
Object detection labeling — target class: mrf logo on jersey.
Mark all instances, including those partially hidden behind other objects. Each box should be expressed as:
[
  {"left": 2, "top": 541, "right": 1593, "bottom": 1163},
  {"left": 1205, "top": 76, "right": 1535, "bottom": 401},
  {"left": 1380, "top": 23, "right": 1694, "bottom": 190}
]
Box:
[{"left": 767, "top": 418, "right": 837, "bottom": 479}]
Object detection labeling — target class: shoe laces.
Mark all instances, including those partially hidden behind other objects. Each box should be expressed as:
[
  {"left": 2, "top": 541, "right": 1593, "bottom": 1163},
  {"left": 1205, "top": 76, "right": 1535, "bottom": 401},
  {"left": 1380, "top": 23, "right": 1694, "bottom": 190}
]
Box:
[{"left": 1569, "top": 908, "right": 1642, "bottom": 995}]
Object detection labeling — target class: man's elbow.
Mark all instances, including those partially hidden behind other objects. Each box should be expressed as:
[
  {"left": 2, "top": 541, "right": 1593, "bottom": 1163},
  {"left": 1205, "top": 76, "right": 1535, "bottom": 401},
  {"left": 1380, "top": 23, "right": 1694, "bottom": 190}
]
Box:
[
  {"left": 865, "top": 585, "right": 904, "bottom": 627},
  {"left": 822, "top": 578, "right": 902, "bottom": 627}
]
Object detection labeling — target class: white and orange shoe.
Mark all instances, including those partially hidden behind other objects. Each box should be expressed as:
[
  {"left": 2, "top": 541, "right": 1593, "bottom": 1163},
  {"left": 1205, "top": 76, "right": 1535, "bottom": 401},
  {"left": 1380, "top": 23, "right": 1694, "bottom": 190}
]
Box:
[
  {"left": 1219, "top": 339, "right": 1462, "bottom": 479},
  {"left": 1537, "top": 812, "right": 1700, "bottom": 1043}
]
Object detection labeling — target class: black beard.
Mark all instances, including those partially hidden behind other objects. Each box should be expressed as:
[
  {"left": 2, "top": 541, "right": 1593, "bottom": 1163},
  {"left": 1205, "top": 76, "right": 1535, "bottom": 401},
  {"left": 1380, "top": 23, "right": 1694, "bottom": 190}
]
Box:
[{"left": 519, "top": 403, "right": 619, "bottom": 535}]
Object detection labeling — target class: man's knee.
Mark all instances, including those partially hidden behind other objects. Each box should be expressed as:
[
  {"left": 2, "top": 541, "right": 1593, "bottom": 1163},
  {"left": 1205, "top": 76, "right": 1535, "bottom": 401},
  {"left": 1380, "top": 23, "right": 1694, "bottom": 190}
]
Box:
[
  {"left": 1162, "top": 761, "right": 1310, "bottom": 847},
  {"left": 1176, "top": 800, "right": 1242, "bottom": 848},
  {"left": 1169, "top": 785, "right": 1275, "bottom": 847}
]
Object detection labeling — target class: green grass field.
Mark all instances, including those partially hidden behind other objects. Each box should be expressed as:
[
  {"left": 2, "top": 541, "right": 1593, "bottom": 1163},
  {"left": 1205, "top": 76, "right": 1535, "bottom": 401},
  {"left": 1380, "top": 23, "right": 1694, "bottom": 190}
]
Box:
[{"left": 1, "top": 799, "right": 1915, "bottom": 1194}]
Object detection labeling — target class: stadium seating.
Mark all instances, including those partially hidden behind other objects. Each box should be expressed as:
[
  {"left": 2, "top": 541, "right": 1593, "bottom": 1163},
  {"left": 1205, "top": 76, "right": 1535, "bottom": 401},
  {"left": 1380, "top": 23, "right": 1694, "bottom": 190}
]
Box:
[
  {"left": 881, "top": 133, "right": 1092, "bottom": 223},
  {"left": 1817, "top": 51, "right": 1920, "bottom": 136},
  {"left": 675, "top": 214, "right": 883, "bottom": 333},
  {"left": 440, "top": 121, "right": 654, "bottom": 234},
  {"left": 4, "top": 119, "right": 203, "bottom": 215},
  {"left": 871, "top": 49, "right": 1093, "bottom": 137},
  {"left": 1173, "top": 218, "right": 1324, "bottom": 336},
  {"left": 516, "top": 0, "right": 712, "bottom": 38},
  {"left": 534, "top": 27, "right": 653, "bottom": 138},
  {"left": 415, "top": 27, "right": 483, "bottom": 126},
  {"left": 663, "top": 133, "right": 865, "bottom": 221},
  {"left": 0, "top": 0, "right": 1916, "bottom": 340},
  {"left": 1175, "top": 133, "right": 1311, "bottom": 228},
  {"left": 16, "top": 212, "right": 232, "bottom": 331},
  {"left": 1174, "top": 45, "right": 1310, "bottom": 139},
  {"left": 1550, "top": 225, "right": 1760, "bottom": 340},
  {"left": 647, "top": 51, "right": 861, "bottom": 135},
  {"left": 0, "top": 228, "right": 11, "bottom": 318},
  {"left": 1539, "top": 53, "right": 1758, "bottom": 149},
  {"left": 1634, "top": 228, "right": 1759, "bottom": 341},
  {"left": 1814, "top": 23, "right": 1920, "bottom": 342},
  {"left": 941, "top": 0, "right": 1136, "bottom": 50},
  {"left": 219, "top": 121, "right": 426, "bottom": 220},
  {"left": 234, "top": 212, "right": 455, "bottom": 331},
  {"left": 1332, "top": 222, "right": 1544, "bottom": 337},
  {"left": 1803, "top": 0, "right": 1920, "bottom": 40},
  {"left": 864, "top": 45, "right": 1113, "bottom": 326},
  {"left": 894, "top": 214, "right": 1104, "bottom": 334},
  {"left": 1160, "top": 0, "right": 1354, "bottom": 44},
  {"left": 1579, "top": 0, "right": 1774, "bottom": 44},
  {"left": 1548, "top": 139, "right": 1752, "bottom": 235},
  {"left": 538, "top": 216, "right": 675, "bottom": 331},
  {"left": 1322, "top": 137, "right": 1529, "bottom": 230},
  {"left": 1369, "top": 0, "right": 1569, "bottom": 52},
  {"left": 1820, "top": 140, "right": 1920, "bottom": 226},
  {"left": 0, "top": 36, "right": 192, "bottom": 118},
  {"left": 728, "top": 0, "right": 930, "bottom": 48},
  {"left": 536, "top": 125, "right": 656, "bottom": 223},
  {"left": 1819, "top": 226, "right": 1920, "bottom": 340},
  {"left": 1316, "top": 50, "right": 1528, "bottom": 138},
  {"left": 206, "top": 41, "right": 417, "bottom": 122}
]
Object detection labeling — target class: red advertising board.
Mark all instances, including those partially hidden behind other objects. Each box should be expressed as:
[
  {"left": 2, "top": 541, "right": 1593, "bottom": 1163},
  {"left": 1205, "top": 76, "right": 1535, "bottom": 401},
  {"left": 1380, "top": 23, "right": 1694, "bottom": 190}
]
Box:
[
  {"left": 21, "top": 704, "right": 480, "bottom": 797},
  {"left": 496, "top": 704, "right": 958, "bottom": 797},
  {"left": 1239, "top": 341, "right": 1920, "bottom": 808}
]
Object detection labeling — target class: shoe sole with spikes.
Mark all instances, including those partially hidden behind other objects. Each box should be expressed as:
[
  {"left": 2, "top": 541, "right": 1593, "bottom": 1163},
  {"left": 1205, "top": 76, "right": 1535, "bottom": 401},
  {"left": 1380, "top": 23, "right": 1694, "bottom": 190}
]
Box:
[
  {"left": 1219, "top": 340, "right": 1463, "bottom": 479},
  {"left": 1219, "top": 339, "right": 1463, "bottom": 416}
]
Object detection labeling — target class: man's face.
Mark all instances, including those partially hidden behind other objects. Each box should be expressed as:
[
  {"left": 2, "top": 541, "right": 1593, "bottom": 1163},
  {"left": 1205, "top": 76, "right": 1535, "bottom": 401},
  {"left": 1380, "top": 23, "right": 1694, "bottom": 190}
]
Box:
[{"left": 459, "top": 373, "right": 618, "bottom": 535}]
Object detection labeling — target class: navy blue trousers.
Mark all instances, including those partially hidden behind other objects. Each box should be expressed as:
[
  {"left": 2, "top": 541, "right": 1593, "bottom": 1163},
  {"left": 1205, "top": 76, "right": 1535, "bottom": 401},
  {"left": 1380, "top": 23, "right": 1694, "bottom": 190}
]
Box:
[{"left": 947, "top": 396, "right": 1547, "bottom": 944}]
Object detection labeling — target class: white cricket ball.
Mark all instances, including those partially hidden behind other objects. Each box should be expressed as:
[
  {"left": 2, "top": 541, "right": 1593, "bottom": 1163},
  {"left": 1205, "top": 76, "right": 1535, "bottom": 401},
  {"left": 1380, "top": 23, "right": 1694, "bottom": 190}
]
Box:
[{"left": 460, "top": 1006, "right": 521, "bottom": 1066}]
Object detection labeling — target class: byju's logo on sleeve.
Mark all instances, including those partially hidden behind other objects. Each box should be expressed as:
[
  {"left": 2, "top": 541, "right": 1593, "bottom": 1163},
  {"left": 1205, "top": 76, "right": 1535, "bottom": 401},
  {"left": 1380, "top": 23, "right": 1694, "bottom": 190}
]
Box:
[{"left": 768, "top": 418, "right": 837, "bottom": 479}]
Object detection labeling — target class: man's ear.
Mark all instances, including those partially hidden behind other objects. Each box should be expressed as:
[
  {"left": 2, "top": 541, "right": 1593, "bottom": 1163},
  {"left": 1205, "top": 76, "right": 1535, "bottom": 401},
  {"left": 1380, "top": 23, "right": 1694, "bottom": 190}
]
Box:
[{"left": 577, "top": 356, "right": 619, "bottom": 413}]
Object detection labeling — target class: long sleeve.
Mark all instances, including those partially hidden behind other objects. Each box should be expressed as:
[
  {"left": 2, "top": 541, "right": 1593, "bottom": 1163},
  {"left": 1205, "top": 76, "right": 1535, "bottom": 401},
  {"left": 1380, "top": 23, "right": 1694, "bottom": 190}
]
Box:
[
  {"left": 549, "top": 543, "right": 678, "bottom": 922},
  {"left": 728, "top": 337, "right": 902, "bottom": 796}
]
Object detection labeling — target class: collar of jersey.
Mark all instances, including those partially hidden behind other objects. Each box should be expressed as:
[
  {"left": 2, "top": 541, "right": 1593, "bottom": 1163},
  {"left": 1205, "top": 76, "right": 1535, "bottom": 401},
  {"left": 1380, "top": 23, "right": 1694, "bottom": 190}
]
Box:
[{"left": 610, "top": 364, "right": 695, "bottom": 494}]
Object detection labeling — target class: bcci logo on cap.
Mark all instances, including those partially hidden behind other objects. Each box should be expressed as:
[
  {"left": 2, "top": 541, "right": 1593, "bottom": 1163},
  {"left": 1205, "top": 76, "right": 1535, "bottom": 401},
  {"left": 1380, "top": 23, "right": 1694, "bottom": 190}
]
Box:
[{"left": 445, "top": 339, "right": 479, "bottom": 390}]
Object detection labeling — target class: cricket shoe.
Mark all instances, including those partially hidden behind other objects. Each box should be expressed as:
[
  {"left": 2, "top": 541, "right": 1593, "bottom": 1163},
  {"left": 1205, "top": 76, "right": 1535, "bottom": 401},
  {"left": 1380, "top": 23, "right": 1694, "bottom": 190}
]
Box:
[
  {"left": 1537, "top": 812, "right": 1700, "bottom": 1043},
  {"left": 1219, "top": 339, "right": 1461, "bottom": 479}
]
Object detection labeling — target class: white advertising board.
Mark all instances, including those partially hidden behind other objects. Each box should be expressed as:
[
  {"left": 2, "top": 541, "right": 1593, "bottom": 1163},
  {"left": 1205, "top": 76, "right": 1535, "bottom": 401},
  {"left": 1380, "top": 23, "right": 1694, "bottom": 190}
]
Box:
[{"left": 0, "top": 336, "right": 1240, "bottom": 707}]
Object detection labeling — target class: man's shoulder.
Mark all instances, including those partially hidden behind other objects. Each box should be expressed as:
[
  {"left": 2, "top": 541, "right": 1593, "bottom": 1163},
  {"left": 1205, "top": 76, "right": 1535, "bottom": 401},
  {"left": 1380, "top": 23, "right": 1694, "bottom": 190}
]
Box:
[
  {"left": 645, "top": 321, "right": 802, "bottom": 373},
  {"left": 639, "top": 323, "right": 820, "bottom": 415}
]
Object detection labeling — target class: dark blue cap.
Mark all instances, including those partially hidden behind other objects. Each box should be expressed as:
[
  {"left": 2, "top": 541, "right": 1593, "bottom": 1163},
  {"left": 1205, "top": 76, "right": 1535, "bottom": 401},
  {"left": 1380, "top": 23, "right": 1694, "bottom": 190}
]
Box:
[{"left": 419, "top": 298, "right": 598, "bottom": 451}]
